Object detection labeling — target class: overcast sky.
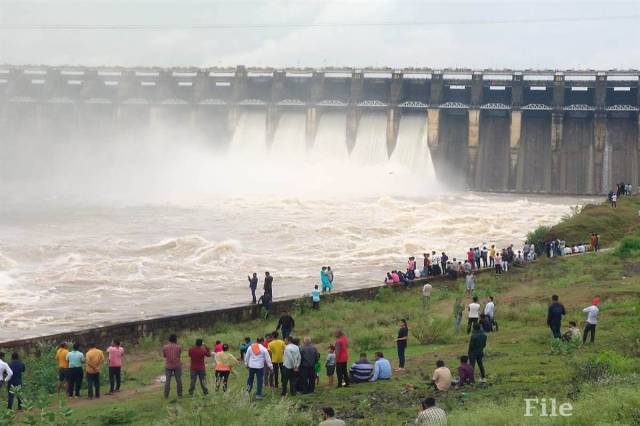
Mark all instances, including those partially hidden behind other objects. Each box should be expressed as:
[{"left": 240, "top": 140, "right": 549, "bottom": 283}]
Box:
[{"left": 0, "top": 0, "right": 638, "bottom": 69}]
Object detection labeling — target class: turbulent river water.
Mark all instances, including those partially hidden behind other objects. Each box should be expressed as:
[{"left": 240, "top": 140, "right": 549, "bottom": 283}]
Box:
[{"left": 0, "top": 193, "right": 593, "bottom": 341}]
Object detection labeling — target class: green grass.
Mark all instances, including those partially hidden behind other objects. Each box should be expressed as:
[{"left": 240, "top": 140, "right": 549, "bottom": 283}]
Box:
[{"left": 2, "top": 197, "right": 640, "bottom": 425}]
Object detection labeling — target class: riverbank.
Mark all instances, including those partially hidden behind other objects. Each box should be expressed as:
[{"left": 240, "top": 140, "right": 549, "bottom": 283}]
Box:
[{"left": 2, "top": 195, "right": 639, "bottom": 425}]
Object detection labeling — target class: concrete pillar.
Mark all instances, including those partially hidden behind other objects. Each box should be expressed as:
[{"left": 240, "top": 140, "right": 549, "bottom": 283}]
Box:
[
  {"left": 509, "top": 110, "right": 522, "bottom": 191},
  {"left": 429, "top": 72, "right": 443, "bottom": 106},
  {"left": 592, "top": 111, "right": 607, "bottom": 194},
  {"left": 266, "top": 71, "right": 285, "bottom": 147},
  {"left": 346, "top": 72, "right": 363, "bottom": 152},
  {"left": 470, "top": 72, "right": 483, "bottom": 107},
  {"left": 427, "top": 108, "right": 440, "bottom": 148},
  {"left": 550, "top": 112, "right": 563, "bottom": 192},
  {"left": 511, "top": 73, "right": 523, "bottom": 109},
  {"left": 468, "top": 108, "right": 480, "bottom": 188},
  {"left": 386, "top": 107, "right": 400, "bottom": 155},
  {"left": 390, "top": 71, "right": 403, "bottom": 105},
  {"left": 636, "top": 112, "right": 640, "bottom": 188},
  {"left": 306, "top": 106, "right": 318, "bottom": 148}
]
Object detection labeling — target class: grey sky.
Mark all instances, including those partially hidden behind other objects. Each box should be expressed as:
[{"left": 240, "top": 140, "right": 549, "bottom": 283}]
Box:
[{"left": 1, "top": 0, "right": 639, "bottom": 69}]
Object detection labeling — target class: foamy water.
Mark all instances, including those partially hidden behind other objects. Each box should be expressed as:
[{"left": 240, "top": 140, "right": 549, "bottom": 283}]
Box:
[{"left": 0, "top": 193, "right": 593, "bottom": 341}]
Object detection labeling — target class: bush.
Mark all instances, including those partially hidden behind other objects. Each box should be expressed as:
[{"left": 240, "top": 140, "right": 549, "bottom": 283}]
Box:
[
  {"left": 97, "top": 408, "right": 137, "bottom": 425},
  {"left": 410, "top": 315, "right": 453, "bottom": 345},
  {"left": 526, "top": 225, "right": 550, "bottom": 246},
  {"left": 613, "top": 234, "right": 640, "bottom": 258},
  {"left": 571, "top": 351, "right": 634, "bottom": 383}
]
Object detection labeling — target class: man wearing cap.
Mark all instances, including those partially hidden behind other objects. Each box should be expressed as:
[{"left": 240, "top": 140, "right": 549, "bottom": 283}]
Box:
[{"left": 582, "top": 298, "right": 600, "bottom": 344}]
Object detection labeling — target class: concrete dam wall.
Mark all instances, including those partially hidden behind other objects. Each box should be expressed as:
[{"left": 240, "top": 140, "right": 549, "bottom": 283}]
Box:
[{"left": 1, "top": 66, "right": 639, "bottom": 194}]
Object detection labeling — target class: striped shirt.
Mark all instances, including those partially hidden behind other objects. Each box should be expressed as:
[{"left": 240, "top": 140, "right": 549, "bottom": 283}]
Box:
[{"left": 415, "top": 407, "right": 447, "bottom": 425}]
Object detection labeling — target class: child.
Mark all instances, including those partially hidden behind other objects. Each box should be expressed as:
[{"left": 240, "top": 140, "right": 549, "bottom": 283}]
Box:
[
  {"left": 311, "top": 285, "right": 321, "bottom": 310},
  {"left": 325, "top": 345, "right": 336, "bottom": 387},
  {"left": 214, "top": 340, "right": 223, "bottom": 353}
]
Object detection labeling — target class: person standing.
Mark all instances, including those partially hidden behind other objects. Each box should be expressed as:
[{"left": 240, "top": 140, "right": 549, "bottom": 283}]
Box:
[
  {"left": 311, "top": 285, "right": 321, "bottom": 310},
  {"left": 326, "top": 266, "right": 334, "bottom": 287},
  {"left": 440, "top": 252, "right": 448, "bottom": 276},
  {"left": 547, "top": 294, "right": 566, "bottom": 339},
  {"left": 465, "top": 272, "right": 476, "bottom": 295},
  {"left": 321, "top": 267, "right": 332, "bottom": 292},
  {"left": 85, "top": 343, "right": 105, "bottom": 400},
  {"left": 55, "top": 342, "right": 69, "bottom": 395},
  {"left": 395, "top": 319, "right": 408, "bottom": 371},
  {"left": 325, "top": 345, "right": 336, "bottom": 387},
  {"left": 468, "top": 323, "right": 487, "bottom": 383},
  {"left": 263, "top": 271, "right": 273, "bottom": 296},
  {"left": 299, "top": 337, "right": 320, "bottom": 394},
  {"left": 334, "top": 330, "right": 350, "bottom": 388},
  {"left": 257, "top": 291, "right": 272, "bottom": 319},
  {"left": 213, "top": 343, "right": 239, "bottom": 392},
  {"left": 0, "top": 353, "right": 12, "bottom": 396},
  {"left": 281, "top": 336, "right": 301, "bottom": 397},
  {"left": 65, "top": 344, "right": 84, "bottom": 398},
  {"left": 268, "top": 331, "right": 286, "bottom": 389},
  {"left": 162, "top": 334, "right": 183, "bottom": 399},
  {"left": 7, "top": 352, "right": 24, "bottom": 410},
  {"left": 244, "top": 337, "right": 273, "bottom": 399},
  {"left": 276, "top": 310, "right": 295, "bottom": 340},
  {"left": 467, "top": 296, "right": 481, "bottom": 334},
  {"left": 422, "top": 253, "right": 431, "bottom": 277},
  {"left": 583, "top": 298, "right": 600, "bottom": 344},
  {"left": 453, "top": 298, "right": 464, "bottom": 334},
  {"left": 484, "top": 296, "right": 495, "bottom": 326},
  {"left": 481, "top": 246, "right": 488, "bottom": 268},
  {"left": 106, "top": 340, "right": 124, "bottom": 394},
  {"left": 248, "top": 273, "right": 258, "bottom": 304},
  {"left": 188, "top": 339, "right": 211, "bottom": 396},
  {"left": 422, "top": 282, "right": 432, "bottom": 310}
]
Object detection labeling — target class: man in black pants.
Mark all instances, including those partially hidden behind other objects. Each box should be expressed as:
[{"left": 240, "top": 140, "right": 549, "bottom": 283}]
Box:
[
  {"left": 276, "top": 310, "right": 295, "bottom": 340},
  {"left": 299, "top": 337, "right": 319, "bottom": 394},
  {"left": 440, "top": 252, "right": 448, "bottom": 276},
  {"left": 547, "top": 294, "right": 566, "bottom": 339},
  {"left": 468, "top": 323, "right": 487, "bottom": 383}
]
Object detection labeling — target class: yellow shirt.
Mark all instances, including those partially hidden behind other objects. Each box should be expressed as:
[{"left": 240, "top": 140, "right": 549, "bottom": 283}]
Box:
[
  {"left": 56, "top": 348, "right": 69, "bottom": 369},
  {"left": 85, "top": 348, "right": 105, "bottom": 374},
  {"left": 432, "top": 366, "right": 452, "bottom": 391},
  {"left": 268, "top": 339, "right": 286, "bottom": 363}
]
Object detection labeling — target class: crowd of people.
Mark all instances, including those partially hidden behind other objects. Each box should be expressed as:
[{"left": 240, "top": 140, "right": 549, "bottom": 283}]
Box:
[
  {"left": 0, "top": 233, "right": 606, "bottom": 426},
  {"left": 608, "top": 182, "right": 633, "bottom": 208}
]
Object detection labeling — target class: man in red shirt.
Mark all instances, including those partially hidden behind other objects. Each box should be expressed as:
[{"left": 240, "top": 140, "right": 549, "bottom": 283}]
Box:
[
  {"left": 334, "top": 330, "right": 350, "bottom": 388},
  {"left": 188, "top": 339, "right": 211, "bottom": 396},
  {"left": 162, "top": 334, "right": 182, "bottom": 399}
]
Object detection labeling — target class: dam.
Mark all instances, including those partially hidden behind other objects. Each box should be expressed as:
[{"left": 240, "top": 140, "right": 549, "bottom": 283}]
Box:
[{"left": 0, "top": 66, "right": 638, "bottom": 194}]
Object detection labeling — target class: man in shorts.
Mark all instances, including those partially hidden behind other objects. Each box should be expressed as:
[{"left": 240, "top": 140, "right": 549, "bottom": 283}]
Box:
[{"left": 55, "top": 342, "right": 69, "bottom": 395}]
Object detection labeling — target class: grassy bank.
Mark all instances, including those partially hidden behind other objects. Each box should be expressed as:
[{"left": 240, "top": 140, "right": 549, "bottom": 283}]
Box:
[{"left": 2, "top": 196, "right": 640, "bottom": 425}]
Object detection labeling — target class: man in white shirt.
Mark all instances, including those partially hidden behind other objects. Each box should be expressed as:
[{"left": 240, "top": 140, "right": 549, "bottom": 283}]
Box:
[
  {"left": 582, "top": 298, "right": 600, "bottom": 344},
  {"left": 422, "top": 282, "right": 433, "bottom": 309},
  {"left": 465, "top": 272, "right": 475, "bottom": 295},
  {"left": 244, "top": 337, "right": 273, "bottom": 399},
  {"left": 0, "top": 352, "right": 13, "bottom": 389},
  {"left": 484, "top": 296, "right": 495, "bottom": 323},
  {"left": 467, "top": 296, "right": 481, "bottom": 334},
  {"left": 281, "top": 336, "right": 300, "bottom": 397}
]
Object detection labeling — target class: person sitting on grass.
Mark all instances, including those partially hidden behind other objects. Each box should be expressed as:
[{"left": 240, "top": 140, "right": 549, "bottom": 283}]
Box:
[
  {"left": 457, "top": 355, "right": 474, "bottom": 387},
  {"left": 431, "top": 360, "right": 452, "bottom": 391},
  {"left": 370, "top": 352, "right": 392, "bottom": 382},
  {"left": 319, "top": 407, "right": 346, "bottom": 426},
  {"left": 349, "top": 352, "right": 374, "bottom": 383},
  {"left": 562, "top": 321, "right": 582, "bottom": 343},
  {"left": 415, "top": 397, "right": 447, "bottom": 425}
]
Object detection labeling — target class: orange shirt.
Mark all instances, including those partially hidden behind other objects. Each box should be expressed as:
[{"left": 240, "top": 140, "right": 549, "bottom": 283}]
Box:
[
  {"left": 85, "top": 348, "right": 105, "bottom": 374},
  {"left": 55, "top": 348, "right": 69, "bottom": 369}
]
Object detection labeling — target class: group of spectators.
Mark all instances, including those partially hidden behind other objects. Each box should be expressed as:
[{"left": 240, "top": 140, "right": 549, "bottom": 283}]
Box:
[{"left": 608, "top": 182, "right": 632, "bottom": 207}]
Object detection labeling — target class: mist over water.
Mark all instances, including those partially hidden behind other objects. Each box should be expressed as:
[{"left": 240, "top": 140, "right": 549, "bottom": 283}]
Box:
[{"left": 0, "top": 107, "right": 595, "bottom": 339}]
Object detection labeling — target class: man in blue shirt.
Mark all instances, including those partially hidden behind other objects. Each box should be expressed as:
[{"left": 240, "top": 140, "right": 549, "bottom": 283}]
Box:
[
  {"left": 370, "top": 352, "right": 392, "bottom": 382},
  {"left": 311, "top": 285, "right": 321, "bottom": 310},
  {"left": 7, "top": 352, "right": 25, "bottom": 410}
]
